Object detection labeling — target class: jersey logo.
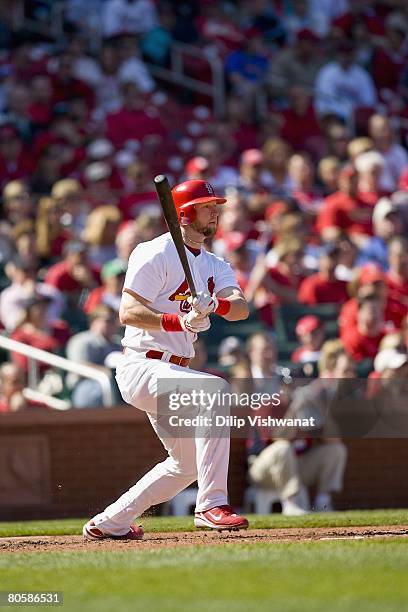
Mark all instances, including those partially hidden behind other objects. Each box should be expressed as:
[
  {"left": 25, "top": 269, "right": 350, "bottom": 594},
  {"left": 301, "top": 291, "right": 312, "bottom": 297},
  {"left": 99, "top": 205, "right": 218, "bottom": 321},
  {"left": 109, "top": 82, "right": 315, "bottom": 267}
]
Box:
[{"left": 168, "top": 276, "right": 215, "bottom": 313}]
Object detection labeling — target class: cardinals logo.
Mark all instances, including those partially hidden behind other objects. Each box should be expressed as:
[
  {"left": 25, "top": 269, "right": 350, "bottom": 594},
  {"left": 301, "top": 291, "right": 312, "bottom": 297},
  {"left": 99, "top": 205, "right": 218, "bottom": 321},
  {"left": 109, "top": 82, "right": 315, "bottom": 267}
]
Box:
[{"left": 168, "top": 276, "right": 215, "bottom": 313}]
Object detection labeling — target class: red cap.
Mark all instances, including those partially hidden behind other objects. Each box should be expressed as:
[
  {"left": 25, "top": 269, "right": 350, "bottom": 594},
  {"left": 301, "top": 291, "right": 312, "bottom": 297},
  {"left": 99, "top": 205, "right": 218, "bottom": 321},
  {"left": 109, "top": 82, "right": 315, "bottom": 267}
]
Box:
[
  {"left": 359, "top": 264, "right": 385, "bottom": 286},
  {"left": 296, "top": 315, "right": 322, "bottom": 336},
  {"left": 241, "top": 148, "right": 263, "bottom": 166},
  {"left": 171, "top": 179, "right": 227, "bottom": 225},
  {"left": 185, "top": 156, "right": 210, "bottom": 176}
]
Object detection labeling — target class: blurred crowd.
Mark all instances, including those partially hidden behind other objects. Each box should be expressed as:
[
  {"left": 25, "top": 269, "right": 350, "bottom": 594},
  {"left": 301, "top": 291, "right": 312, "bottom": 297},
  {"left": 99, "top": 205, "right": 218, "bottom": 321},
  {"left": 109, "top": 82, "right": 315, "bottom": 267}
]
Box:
[
  {"left": 0, "top": 1, "right": 407, "bottom": 511},
  {"left": 0, "top": 0, "right": 407, "bottom": 515}
]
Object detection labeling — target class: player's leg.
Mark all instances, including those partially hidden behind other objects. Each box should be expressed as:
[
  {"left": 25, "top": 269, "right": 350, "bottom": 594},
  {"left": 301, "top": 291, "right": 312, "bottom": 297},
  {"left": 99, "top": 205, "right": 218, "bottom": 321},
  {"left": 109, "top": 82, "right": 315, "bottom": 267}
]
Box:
[{"left": 88, "top": 418, "right": 198, "bottom": 536}]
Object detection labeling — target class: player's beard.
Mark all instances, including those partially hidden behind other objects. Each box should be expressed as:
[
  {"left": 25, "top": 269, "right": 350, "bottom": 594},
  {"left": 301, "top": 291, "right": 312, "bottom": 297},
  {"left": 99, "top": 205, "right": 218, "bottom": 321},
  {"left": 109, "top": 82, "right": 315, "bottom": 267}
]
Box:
[{"left": 190, "top": 219, "right": 217, "bottom": 238}]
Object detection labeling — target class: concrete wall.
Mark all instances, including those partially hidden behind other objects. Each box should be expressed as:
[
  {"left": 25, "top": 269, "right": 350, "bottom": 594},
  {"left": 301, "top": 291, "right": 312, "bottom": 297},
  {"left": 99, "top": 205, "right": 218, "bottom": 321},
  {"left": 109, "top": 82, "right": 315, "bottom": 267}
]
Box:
[{"left": 0, "top": 408, "right": 407, "bottom": 521}]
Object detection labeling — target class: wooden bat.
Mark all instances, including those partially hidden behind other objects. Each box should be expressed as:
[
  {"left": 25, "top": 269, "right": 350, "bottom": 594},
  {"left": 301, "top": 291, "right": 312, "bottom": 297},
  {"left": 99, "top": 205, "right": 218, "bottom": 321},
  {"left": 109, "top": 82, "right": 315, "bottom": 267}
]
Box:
[{"left": 154, "top": 174, "right": 197, "bottom": 299}]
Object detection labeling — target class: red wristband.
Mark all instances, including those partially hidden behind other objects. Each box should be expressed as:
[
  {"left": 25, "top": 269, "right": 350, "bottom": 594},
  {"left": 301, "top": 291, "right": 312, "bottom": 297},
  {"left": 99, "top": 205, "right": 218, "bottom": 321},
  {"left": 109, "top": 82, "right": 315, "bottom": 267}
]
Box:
[
  {"left": 214, "top": 298, "right": 231, "bottom": 316},
  {"left": 161, "top": 313, "right": 183, "bottom": 332}
]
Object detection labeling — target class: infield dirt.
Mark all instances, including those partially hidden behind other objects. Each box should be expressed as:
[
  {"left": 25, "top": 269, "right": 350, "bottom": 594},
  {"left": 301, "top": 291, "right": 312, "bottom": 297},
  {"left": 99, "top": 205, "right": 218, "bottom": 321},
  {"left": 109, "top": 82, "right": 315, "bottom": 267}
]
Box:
[{"left": 1, "top": 525, "right": 408, "bottom": 553}]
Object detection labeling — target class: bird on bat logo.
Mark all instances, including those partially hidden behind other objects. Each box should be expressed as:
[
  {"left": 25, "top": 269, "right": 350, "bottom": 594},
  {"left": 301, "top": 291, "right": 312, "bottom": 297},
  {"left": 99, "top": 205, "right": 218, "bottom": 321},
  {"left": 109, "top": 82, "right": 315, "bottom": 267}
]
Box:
[{"left": 168, "top": 276, "right": 215, "bottom": 313}]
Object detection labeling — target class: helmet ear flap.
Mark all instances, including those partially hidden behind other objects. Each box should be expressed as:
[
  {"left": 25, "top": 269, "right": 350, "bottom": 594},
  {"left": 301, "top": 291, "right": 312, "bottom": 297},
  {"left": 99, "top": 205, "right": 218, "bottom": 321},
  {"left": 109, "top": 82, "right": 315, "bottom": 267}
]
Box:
[{"left": 179, "top": 203, "right": 197, "bottom": 225}]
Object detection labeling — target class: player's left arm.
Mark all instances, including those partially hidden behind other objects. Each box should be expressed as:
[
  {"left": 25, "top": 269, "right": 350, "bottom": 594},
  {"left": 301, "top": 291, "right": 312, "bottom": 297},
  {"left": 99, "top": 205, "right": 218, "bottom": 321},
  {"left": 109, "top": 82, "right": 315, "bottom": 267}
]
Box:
[{"left": 215, "top": 286, "right": 249, "bottom": 321}]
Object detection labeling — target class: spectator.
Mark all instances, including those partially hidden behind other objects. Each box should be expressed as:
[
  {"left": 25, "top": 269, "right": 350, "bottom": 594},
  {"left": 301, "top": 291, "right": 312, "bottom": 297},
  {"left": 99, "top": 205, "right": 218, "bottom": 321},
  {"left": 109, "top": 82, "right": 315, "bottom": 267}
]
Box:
[
  {"left": 246, "top": 238, "right": 305, "bottom": 322},
  {"left": 372, "top": 12, "right": 408, "bottom": 97},
  {"left": 341, "top": 294, "right": 386, "bottom": 362},
  {"left": 385, "top": 236, "right": 408, "bottom": 307},
  {"left": 288, "top": 152, "right": 322, "bottom": 212},
  {"left": 141, "top": 2, "right": 175, "bottom": 67},
  {"left": 355, "top": 150, "right": 388, "bottom": 207},
  {"left": 115, "top": 34, "right": 155, "bottom": 93},
  {"left": 279, "top": 86, "right": 322, "bottom": 154},
  {"left": 357, "top": 197, "right": 404, "bottom": 270},
  {"left": 66, "top": 306, "right": 121, "bottom": 408},
  {"left": 83, "top": 162, "right": 118, "bottom": 209},
  {"left": 248, "top": 339, "right": 351, "bottom": 514},
  {"left": 268, "top": 29, "right": 323, "bottom": 96},
  {"left": 317, "top": 156, "right": 340, "bottom": 196},
  {"left": 102, "top": 0, "right": 158, "bottom": 38},
  {"left": 261, "top": 137, "right": 293, "bottom": 196},
  {"left": 247, "top": 330, "right": 287, "bottom": 382},
  {"left": 4, "top": 83, "right": 32, "bottom": 140},
  {"left": 44, "top": 240, "right": 100, "bottom": 296},
  {"left": 225, "top": 28, "right": 269, "bottom": 98},
  {"left": 119, "top": 160, "right": 158, "bottom": 220},
  {"left": 236, "top": 148, "right": 271, "bottom": 220},
  {"left": 221, "top": 232, "right": 259, "bottom": 292},
  {"left": 28, "top": 74, "right": 53, "bottom": 128},
  {"left": 84, "top": 258, "right": 127, "bottom": 314},
  {"left": 282, "top": 1, "right": 327, "bottom": 41},
  {"left": 314, "top": 40, "right": 377, "bottom": 121},
  {"left": 368, "top": 114, "right": 408, "bottom": 192},
  {"left": 0, "top": 126, "right": 33, "bottom": 187},
  {"left": 11, "top": 220, "right": 39, "bottom": 268},
  {"left": 49, "top": 53, "right": 94, "bottom": 109},
  {"left": 115, "top": 220, "right": 141, "bottom": 262},
  {"left": 0, "top": 362, "right": 27, "bottom": 413},
  {"left": 316, "top": 165, "right": 373, "bottom": 244},
  {"left": 106, "top": 81, "right": 166, "bottom": 148},
  {"left": 36, "top": 196, "right": 72, "bottom": 261},
  {"left": 373, "top": 348, "right": 408, "bottom": 381},
  {"left": 195, "top": 137, "right": 238, "bottom": 192},
  {"left": 1, "top": 180, "right": 34, "bottom": 227},
  {"left": 11, "top": 295, "right": 69, "bottom": 372},
  {"left": 82, "top": 205, "right": 122, "bottom": 266},
  {"left": 298, "top": 243, "right": 348, "bottom": 305},
  {"left": 340, "top": 263, "right": 407, "bottom": 333},
  {"left": 291, "top": 315, "right": 325, "bottom": 364},
  {"left": 50, "top": 179, "right": 88, "bottom": 239},
  {"left": 347, "top": 137, "right": 374, "bottom": 164}
]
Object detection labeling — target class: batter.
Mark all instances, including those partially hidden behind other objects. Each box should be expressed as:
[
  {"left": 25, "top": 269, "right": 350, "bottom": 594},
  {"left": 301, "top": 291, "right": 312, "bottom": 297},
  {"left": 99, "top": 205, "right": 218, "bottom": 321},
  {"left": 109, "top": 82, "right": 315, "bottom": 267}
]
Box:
[{"left": 83, "top": 179, "right": 249, "bottom": 540}]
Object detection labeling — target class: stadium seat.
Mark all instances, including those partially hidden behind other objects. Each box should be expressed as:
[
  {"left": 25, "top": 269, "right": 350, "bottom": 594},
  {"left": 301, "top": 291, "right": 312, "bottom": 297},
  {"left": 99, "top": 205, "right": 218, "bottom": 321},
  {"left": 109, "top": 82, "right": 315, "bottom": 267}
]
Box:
[{"left": 243, "top": 486, "right": 280, "bottom": 514}]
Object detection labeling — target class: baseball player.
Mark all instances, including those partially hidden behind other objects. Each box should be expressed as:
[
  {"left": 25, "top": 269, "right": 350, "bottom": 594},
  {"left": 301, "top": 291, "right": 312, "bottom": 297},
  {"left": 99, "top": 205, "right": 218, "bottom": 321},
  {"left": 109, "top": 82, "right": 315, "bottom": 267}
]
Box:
[{"left": 83, "top": 179, "right": 250, "bottom": 540}]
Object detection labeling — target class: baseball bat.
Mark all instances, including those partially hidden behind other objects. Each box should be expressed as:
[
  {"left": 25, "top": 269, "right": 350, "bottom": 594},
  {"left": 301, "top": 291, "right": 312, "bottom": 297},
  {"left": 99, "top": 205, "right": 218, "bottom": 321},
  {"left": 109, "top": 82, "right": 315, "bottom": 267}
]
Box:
[{"left": 154, "top": 174, "right": 197, "bottom": 299}]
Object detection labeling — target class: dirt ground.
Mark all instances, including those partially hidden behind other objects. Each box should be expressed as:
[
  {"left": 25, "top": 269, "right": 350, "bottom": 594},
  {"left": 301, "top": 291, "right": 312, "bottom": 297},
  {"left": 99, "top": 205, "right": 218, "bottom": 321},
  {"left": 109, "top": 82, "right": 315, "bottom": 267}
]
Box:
[{"left": 1, "top": 525, "right": 408, "bottom": 553}]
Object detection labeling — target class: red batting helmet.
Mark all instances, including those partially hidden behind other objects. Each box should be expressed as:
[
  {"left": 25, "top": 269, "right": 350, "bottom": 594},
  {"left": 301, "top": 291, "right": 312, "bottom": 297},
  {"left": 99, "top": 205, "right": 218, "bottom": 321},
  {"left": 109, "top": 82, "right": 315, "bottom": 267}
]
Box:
[{"left": 171, "top": 179, "right": 227, "bottom": 226}]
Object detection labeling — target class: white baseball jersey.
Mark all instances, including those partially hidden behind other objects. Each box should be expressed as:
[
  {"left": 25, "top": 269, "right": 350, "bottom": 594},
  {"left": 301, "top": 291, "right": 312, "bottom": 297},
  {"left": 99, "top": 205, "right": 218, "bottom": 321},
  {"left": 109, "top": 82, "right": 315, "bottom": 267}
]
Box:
[{"left": 122, "top": 232, "right": 240, "bottom": 357}]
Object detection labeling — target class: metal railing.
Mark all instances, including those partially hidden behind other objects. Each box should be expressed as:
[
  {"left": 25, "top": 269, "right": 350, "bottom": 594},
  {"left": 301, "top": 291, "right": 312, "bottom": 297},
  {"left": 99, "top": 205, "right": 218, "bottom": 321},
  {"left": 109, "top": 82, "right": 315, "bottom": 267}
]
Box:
[
  {"left": 147, "top": 42, "right": 226, "bottom": 117},
  {"left": 0, "top": 334, "right": 113, "bottom": 407}
]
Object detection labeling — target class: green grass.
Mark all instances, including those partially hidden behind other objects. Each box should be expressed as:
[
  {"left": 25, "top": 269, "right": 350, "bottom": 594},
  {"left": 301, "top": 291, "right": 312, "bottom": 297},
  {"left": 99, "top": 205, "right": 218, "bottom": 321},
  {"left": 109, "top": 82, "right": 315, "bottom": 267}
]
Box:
[
  {"left": 0, "top": 509, "right": 406, "bottom": 537},
  {"left": 1, "top": 511, "right": 408, "bottom": 612}
]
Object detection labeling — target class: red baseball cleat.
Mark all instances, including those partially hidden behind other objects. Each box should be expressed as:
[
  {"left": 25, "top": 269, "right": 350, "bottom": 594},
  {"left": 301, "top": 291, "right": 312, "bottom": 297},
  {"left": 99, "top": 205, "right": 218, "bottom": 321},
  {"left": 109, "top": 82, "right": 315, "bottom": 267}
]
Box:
[
  {"left": 194, "top": 505, "right": 249, "bottom": 531},
  {"left": 82, "top": 520, "right": 144, "bottom": 541}
]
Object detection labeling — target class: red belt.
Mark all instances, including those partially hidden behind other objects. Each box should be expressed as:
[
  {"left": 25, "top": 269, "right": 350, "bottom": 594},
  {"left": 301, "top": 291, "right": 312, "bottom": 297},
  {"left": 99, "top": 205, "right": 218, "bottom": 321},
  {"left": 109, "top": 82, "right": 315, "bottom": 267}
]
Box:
[{"left": 146, "top": 350, "right": 191, "bottom": 367}]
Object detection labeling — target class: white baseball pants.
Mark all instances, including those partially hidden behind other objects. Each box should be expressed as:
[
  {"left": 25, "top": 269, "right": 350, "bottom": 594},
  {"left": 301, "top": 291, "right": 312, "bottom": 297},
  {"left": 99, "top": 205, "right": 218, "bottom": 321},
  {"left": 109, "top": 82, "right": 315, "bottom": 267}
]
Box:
[{"left": 92, "top": 352, "right": 230, "bottom": 535}]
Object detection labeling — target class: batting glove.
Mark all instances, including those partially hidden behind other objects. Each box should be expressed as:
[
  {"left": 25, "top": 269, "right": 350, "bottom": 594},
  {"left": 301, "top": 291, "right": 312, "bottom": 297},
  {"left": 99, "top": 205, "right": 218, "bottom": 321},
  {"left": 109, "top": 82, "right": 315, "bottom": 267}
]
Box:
[
  {"left": 180, "top": 310, "right": 211, "bottom": 333},
  {"left": 187, "top": 291, "right": 219, "bottom": 316}
]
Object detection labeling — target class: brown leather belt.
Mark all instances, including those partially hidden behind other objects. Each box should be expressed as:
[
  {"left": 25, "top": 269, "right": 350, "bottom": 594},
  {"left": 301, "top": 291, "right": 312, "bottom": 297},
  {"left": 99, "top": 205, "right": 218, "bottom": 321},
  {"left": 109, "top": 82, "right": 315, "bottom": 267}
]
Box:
[{"left": 146, "top": 350, "right": 190, "bottom": 367}]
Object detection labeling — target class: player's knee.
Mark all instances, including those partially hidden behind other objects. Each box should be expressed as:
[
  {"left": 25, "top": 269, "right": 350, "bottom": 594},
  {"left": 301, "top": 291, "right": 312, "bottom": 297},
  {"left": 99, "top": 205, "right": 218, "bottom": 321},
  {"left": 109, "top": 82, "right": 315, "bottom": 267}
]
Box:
[{"left": 162, "top": 456, "right": 197, "bottom": 481}]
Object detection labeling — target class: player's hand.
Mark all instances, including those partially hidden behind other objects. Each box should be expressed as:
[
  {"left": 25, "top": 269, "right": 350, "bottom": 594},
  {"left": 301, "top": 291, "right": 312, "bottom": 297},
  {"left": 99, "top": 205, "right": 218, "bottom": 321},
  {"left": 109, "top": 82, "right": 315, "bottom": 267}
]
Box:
[
  {"left": 180, "top": 310, "right": 211, "bottom": 333},
  {"left": 187, "top": 291, "right": 218, "bottom": 316}
]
